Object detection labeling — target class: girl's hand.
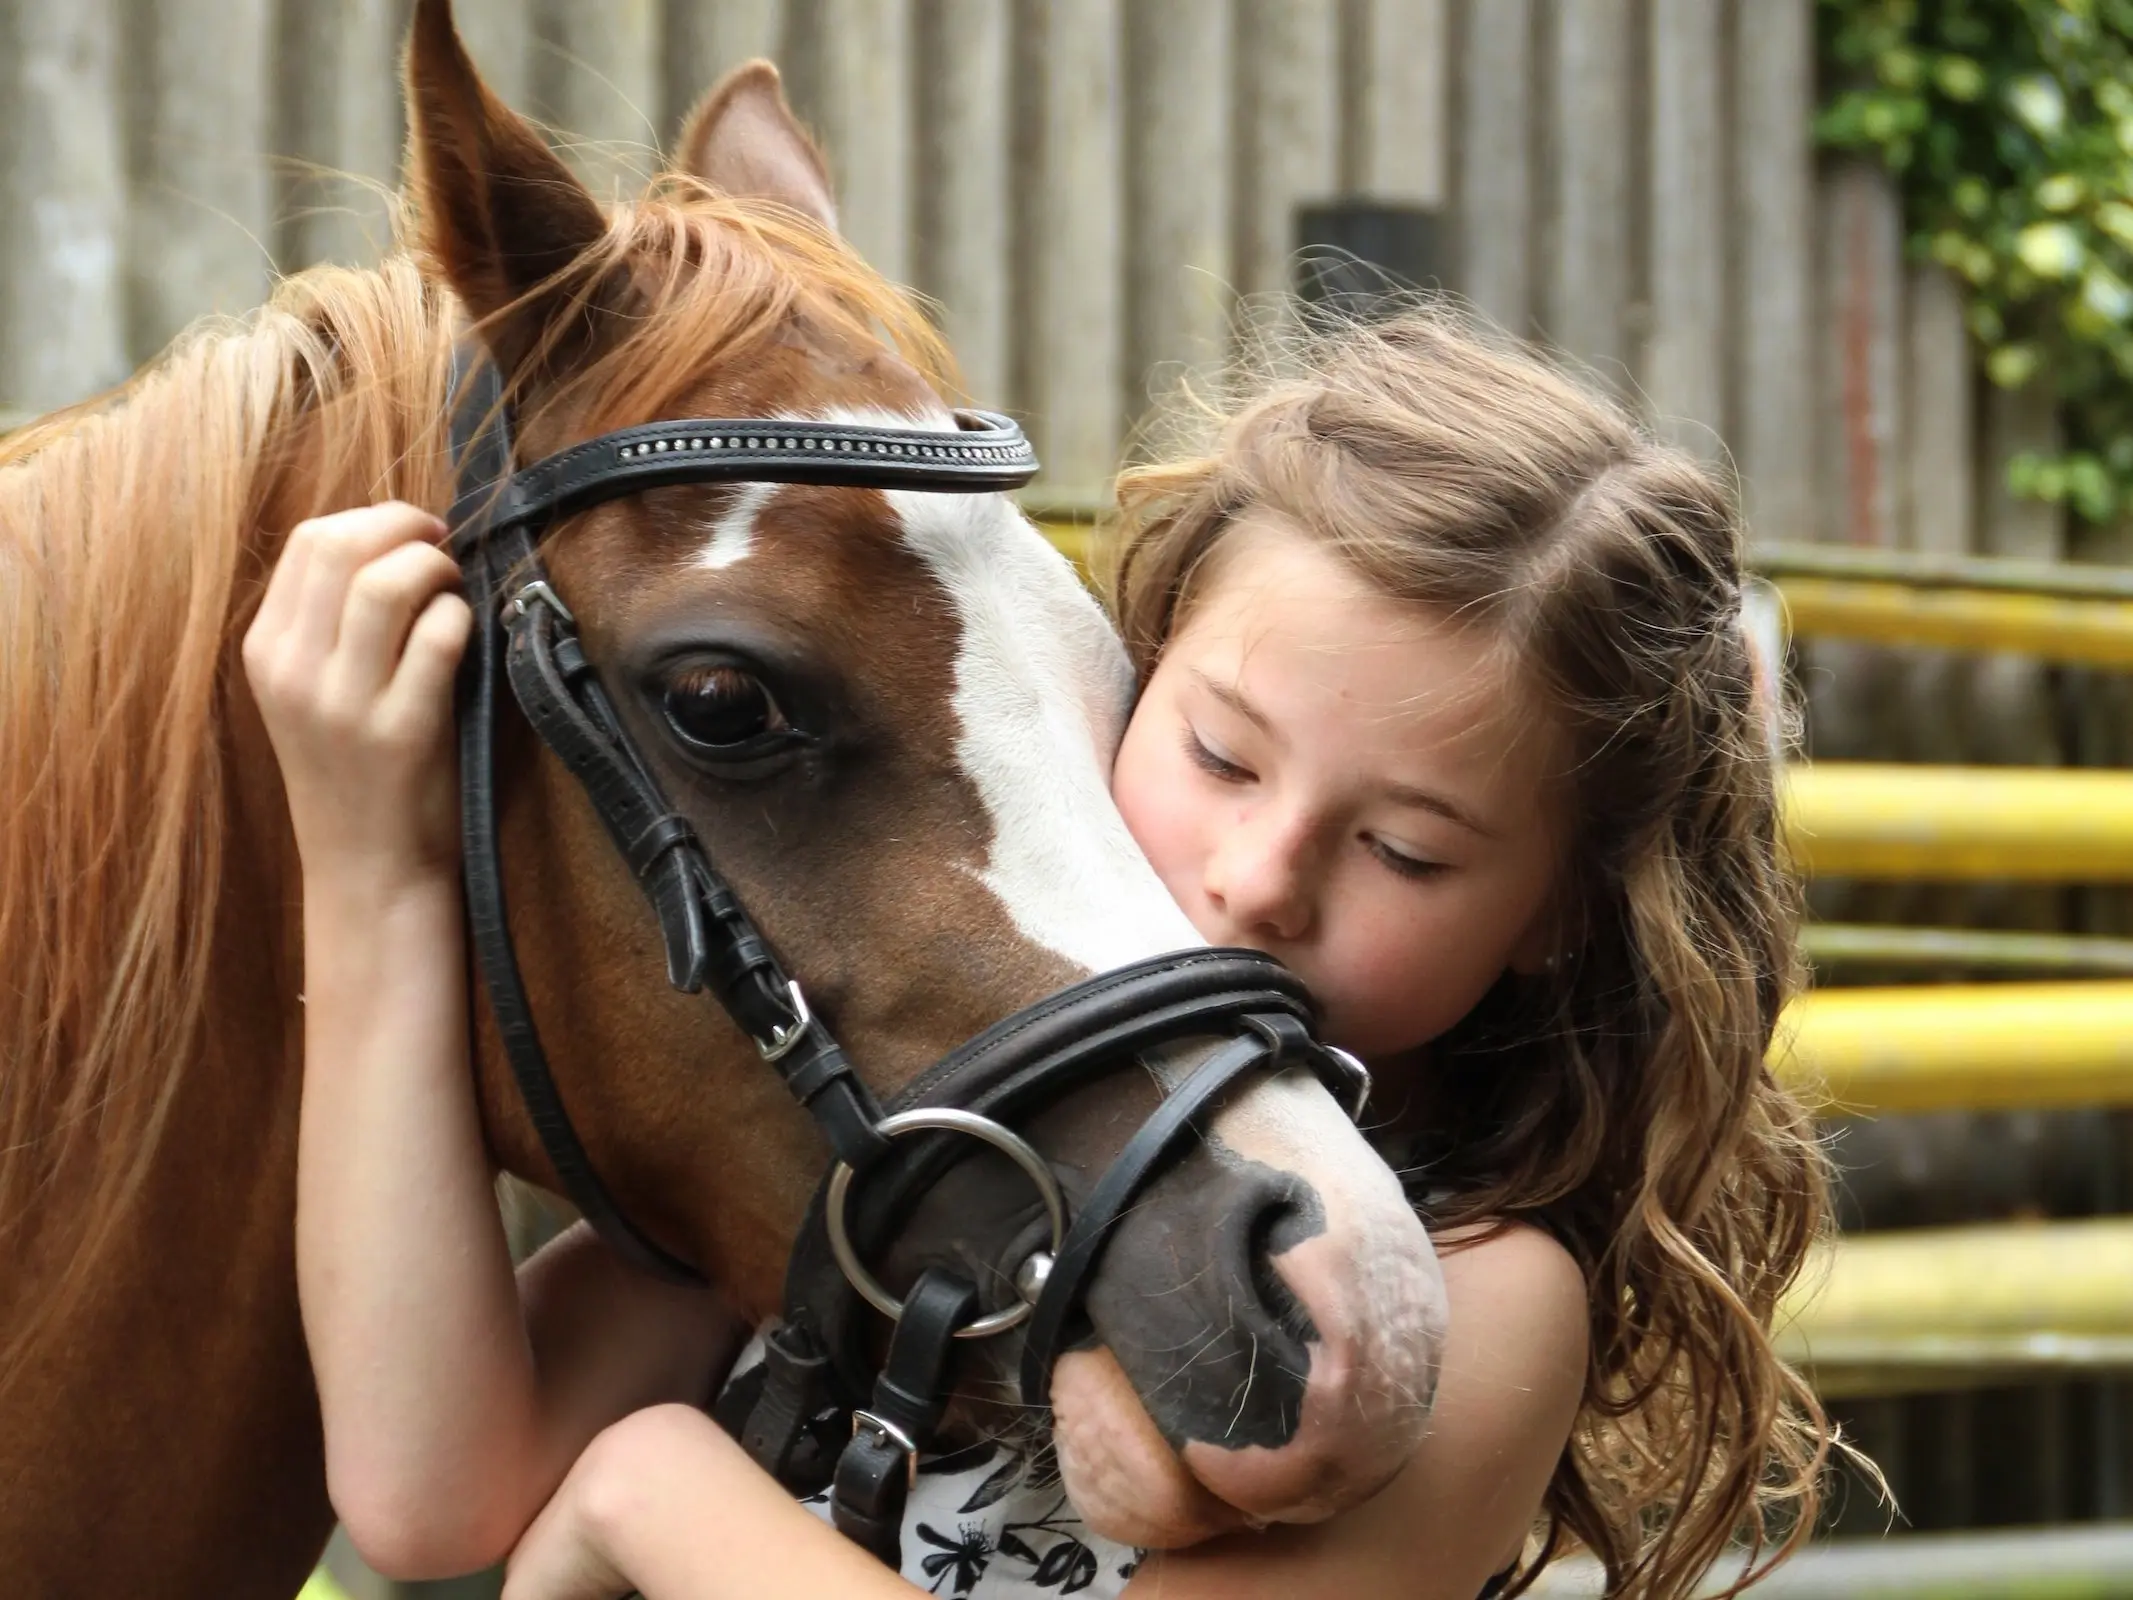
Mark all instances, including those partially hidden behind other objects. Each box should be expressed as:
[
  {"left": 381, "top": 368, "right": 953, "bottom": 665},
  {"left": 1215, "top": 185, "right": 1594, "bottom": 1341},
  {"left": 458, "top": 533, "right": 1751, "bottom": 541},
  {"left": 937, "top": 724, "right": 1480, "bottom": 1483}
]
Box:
[
  {"left": 243, "top": 502, "right": 471, "bottom": 890},
  {"left": 501, "top": 1406, "right": 911, "bottom": 1600},
  {"left": 501, "top": 1432, "right": 638, "bottom": 1600}
]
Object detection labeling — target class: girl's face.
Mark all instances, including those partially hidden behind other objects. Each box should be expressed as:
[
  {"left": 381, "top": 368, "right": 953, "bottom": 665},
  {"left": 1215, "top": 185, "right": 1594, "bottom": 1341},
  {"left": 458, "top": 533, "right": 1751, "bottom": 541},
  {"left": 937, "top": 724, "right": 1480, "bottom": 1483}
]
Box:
[{"left": 1112, "top": 514, "right": 1570, "bottom": 1062}]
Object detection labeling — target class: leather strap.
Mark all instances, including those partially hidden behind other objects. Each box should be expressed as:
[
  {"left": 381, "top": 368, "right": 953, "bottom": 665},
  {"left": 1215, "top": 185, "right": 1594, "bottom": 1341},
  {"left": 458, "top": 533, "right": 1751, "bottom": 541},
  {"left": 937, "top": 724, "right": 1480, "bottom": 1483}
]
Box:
[
  {"left": 451, "top": 354, "right": 705, "bottom": 1284},
  {"left": 775, "top": 951, "right": 1338, "bottom": 1403},
  {"left": 467, "top": 411, "right": 1038, "bottom": 543},
  {"left": 716, "top": 1320, "right": 840, "bottom": 1494},
  {"left": 1016, "top": 1018, "right": 1311, "bottom": 1406},
  {"left": 832, "top": 1268, "right": 980, "bottom": 1566},
  {"left": 448, "top": 344, "right": 904, "bottom": 1287}
]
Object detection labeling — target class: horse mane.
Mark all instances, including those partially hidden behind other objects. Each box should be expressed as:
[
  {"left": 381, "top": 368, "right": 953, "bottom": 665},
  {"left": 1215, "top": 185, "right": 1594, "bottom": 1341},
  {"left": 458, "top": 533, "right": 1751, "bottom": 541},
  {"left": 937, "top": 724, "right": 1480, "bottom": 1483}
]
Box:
[{"left": 0, "top": 179, "right": 951, "bottom": 1388}]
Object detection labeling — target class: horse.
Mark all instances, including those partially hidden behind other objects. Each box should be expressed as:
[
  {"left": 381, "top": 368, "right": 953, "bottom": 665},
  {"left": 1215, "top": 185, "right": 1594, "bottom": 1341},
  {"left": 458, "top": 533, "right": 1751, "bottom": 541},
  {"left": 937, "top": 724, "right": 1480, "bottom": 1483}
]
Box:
[{"left": 0, "top": 4, "right": 1445, "bottom": 1593}]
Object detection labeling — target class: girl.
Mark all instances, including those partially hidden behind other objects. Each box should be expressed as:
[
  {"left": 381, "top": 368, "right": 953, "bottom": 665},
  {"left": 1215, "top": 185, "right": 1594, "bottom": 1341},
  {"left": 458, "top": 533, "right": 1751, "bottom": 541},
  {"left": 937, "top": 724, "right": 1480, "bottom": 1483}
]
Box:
[{"left": 249, "top": 307, "right": 1834, "bottom": 1600}]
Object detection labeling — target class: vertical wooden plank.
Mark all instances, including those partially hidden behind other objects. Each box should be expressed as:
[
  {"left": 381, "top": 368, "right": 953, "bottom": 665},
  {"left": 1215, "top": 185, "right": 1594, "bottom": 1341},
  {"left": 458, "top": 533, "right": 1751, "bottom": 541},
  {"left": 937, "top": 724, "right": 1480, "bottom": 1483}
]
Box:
[
  {"left": 1232, "top": 0, "right": 1340, "bottom": 301},
  {"left": 124, "top": 0, "right": 276, "bottom": 357},
  {"left": 1972, "top": 377, "right": 2067, "bottom": 773},
  {"left": 277, "top": 0, "right": 407, "bottom": 270},
  {"left": 1013, "top": 0, "right": 1121, "bottom": 504},
  {"left": 781, "top": 0, "right": 913, "bottom": 285},
  {"left": 1645, "top": 0, "right": 1723, "bottom": 455},
  {"left": 664, "top": 0, "right": 784, "bottom": 140},
  {"left": 914, "top": 0, "right": 1013, "bottom": 404},
  {"left": 1815, "top": 160, "right": 1903, "bottom": 554},
  {"left": 1456, "top": 0, "right": 1534, "bottom": 333},
  {"left": 0, "top": 0, "right": 130, "bottom": 412},
  {"left": 456, "top": 0, "right": 534, "bottom": 110},
  {"left": 1904, "top": 263, "right": 1974, "bottom": 557},
  {"left": 1804, "top": 156, "right": 1904, "bottom": 920},
  {"left": 1123, "top": 0, "right": 1230, "bottom": 421},
  {"left": 530, "top": 0, "right": 661, "bottom": 201},
  {"left": 1544, "top": 0, "right": 1634, "bottom": 381},
  {"left": 1899, "top": 259, "right": 1980, "bottom": 931},
  {"left": 1731, "top": 0, "right": 1814, "bottom": 547},
  {"left": 1344, "top": 0, "right": 1450, "bottom": 206}
]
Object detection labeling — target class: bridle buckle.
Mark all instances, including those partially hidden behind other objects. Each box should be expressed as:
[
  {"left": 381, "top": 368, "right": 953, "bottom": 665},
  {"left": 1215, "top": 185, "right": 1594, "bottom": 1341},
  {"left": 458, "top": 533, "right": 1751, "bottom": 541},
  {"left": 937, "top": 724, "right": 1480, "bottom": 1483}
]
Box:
[
  {"left": 851, "top": 1409, "right": 921, "bottom": 1490},
  {"left": 503, "top": 577, "right": 576, "bottom": 627},
  {"left": 757, "top": 981, "right": 814, "bottom": 1064}
]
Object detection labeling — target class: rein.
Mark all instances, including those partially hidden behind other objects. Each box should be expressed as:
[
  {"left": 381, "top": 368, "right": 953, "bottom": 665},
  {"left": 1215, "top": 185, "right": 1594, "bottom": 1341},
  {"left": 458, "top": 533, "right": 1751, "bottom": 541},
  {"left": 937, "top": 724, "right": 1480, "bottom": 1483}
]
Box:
[{"left": 444, "top": 348, "right": 1368, "bottom": 1564}]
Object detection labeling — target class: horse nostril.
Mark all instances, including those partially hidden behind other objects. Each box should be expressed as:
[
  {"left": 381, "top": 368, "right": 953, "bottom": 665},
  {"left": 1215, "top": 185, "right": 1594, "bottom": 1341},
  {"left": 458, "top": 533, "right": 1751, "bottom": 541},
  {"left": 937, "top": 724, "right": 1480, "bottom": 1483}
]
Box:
[{"left": 1246, "top": 1196, "right": 1322, "bottom": 1348}]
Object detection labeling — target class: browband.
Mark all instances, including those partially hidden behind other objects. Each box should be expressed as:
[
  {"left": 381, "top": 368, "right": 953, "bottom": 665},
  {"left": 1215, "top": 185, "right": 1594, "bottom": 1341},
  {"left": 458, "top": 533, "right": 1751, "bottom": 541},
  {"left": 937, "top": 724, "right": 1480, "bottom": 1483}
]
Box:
[{"left": 452, "top": 408, "right": 1037, "bottom": 551}]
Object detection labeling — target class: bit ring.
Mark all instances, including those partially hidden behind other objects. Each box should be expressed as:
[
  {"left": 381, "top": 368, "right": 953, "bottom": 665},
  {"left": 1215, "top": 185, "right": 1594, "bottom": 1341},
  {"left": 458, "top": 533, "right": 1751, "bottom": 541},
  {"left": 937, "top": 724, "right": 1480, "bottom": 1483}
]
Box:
[{"left": 826, "top": 1109, "right": 1068, "bottom": 1339}]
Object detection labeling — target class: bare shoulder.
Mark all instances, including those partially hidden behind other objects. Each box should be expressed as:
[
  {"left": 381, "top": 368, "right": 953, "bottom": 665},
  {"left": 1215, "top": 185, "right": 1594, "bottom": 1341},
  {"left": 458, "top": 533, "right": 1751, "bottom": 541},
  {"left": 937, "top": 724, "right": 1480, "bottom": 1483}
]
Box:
[{"left": 1433, "top": 1218, "right": 1589, "bottom": 1365}]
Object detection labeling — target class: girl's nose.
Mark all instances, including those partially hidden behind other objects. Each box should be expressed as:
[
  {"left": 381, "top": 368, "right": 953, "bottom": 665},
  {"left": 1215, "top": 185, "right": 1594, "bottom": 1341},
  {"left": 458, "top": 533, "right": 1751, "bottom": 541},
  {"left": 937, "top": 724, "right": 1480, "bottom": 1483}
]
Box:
[{"left": 1204, "top": 810, "right": 1315, "bottom": 942}]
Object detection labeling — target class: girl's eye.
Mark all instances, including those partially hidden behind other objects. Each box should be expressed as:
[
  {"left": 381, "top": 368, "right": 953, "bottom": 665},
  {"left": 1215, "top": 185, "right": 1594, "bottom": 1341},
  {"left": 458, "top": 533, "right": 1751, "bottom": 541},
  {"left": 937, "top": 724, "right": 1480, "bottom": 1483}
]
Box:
[
  {"left": 1367, "top": 836, "right": 1448, "bottom": 881},
  {"left": 1183, "top": 726, "right": 1254, "bottom": 783},
  {"left": 663, "top": 664, "right": 790, "bottom": 752}
]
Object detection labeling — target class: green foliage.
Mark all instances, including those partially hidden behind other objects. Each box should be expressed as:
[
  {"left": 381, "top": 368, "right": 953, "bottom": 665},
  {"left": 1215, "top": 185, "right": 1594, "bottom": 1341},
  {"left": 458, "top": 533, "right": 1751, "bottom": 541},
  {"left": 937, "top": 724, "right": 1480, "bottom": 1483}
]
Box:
[{"left": 1817, "top": 0, "right": 2133, "bottom": 525}]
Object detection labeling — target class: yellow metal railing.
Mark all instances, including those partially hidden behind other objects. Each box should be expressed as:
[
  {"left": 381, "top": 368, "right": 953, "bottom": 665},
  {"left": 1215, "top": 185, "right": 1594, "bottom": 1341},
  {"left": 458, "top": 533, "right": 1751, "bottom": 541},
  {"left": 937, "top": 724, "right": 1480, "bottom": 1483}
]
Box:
[
  {"left": 1775, "top": 576, "right": 2133, "bottom": 668},
  {"left": 1782, "top": 762, "right": 2133, "bottom": 880},
  {"left": 1776, "top": 981, "right": 2133, "bottom": 1112},
  {"left": 1777, "top": 1216, "right": 2133, "bottom": 1396}
]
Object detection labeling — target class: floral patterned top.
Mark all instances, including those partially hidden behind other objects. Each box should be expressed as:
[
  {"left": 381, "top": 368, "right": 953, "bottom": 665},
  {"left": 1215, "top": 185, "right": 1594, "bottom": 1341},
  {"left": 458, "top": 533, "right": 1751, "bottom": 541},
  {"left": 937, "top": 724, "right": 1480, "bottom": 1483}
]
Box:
[
  {"left": 794, "top": 1439, "right": 1143, "bottom": 1598},
  {"left": 723, "top": 1332, "right": 1143, "bottom": 1598}
]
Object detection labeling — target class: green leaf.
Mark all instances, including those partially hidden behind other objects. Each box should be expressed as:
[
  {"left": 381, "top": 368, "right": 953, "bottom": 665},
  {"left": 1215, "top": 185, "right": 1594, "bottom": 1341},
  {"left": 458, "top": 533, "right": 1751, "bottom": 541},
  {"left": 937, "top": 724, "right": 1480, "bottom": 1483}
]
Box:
[
  {"left": 1880, "top": 46, "right": 1926, "bottom": 90},
  {"left": 1860, "top": 95, "right": 1912, "bottom": 142},
  {"left": 2082, "top": 264, "right": 2133, "bottom": 324},
  {"left": 2098, "top": 200, "right": 2133, "bottom": 250},
  {"left": 1933, "top": 53, "right": 1989, "bottom": 100},
  {"left": 2035, "top": 171, "right": 2088, "bottom": 210},
  {"left": 2016, "top": 220, "right": 2087, "bottom": 278},
  {"left": 1988, "top": 342, "right": 2043, "bottom": 387},
  {"left": 2067, "top": 455, "right": 2118, "bottom": 521},
  {"left": 2008, "top": 74, "right": 2069, "bottom": 139}
]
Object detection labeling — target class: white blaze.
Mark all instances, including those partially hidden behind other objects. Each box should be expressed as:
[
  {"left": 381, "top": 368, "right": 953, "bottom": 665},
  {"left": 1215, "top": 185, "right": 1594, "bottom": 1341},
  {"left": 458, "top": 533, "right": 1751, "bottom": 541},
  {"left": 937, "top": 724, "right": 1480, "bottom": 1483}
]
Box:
[
  {"left": 694, "top": 480, "right": 781, "bottom": 569},
  {"left": 726, "top": 404, "right": 1200, "bottom": 974},
  {"left": 886, "top": 484, "right": 1203, "bottom": 972}
]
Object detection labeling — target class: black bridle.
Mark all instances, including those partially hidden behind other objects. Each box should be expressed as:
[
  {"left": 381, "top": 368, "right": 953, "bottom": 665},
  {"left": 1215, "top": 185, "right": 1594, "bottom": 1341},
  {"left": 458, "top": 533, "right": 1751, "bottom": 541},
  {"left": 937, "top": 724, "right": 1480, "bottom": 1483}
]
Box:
[{"left": 445, "top": 349, "right": 1369, "bottom": 1564}]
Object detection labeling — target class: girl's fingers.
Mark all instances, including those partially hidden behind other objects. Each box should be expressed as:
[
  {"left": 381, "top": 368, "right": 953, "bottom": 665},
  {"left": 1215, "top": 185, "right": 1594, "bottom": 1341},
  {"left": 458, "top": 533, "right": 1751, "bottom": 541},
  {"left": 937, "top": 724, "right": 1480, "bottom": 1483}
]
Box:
[
  {"left": 248, "top": 524, "right": 313, "bottom": 652},
  {"left": 286, "top": 503, "right": 449, "bottom": 663},
  {"left": 328, "top": 540, "right": 465, "bottom": 705},
  {"left": 380, "top": 590, "right": 475, "bottom": 736}
]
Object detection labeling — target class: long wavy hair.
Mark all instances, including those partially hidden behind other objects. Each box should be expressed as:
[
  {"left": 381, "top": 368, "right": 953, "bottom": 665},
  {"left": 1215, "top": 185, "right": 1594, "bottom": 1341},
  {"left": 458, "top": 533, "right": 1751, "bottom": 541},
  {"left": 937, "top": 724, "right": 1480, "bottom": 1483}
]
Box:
[{"left": 1105, "top": 305, "right": 1833, "bottom": 1600}]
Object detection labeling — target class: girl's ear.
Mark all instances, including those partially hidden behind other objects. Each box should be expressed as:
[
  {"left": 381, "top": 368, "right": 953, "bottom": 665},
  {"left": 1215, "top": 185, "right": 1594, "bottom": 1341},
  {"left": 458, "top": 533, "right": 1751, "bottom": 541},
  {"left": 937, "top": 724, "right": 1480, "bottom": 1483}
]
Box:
[
  {"left": 403, "top": 0, "right": 618, "bottom": 379},
  {"left": 673, "top": 61, "right": 840, "bottom": 233},
  {"left": 1506, "top": 894, "right": 1571, "bottom": 978}
]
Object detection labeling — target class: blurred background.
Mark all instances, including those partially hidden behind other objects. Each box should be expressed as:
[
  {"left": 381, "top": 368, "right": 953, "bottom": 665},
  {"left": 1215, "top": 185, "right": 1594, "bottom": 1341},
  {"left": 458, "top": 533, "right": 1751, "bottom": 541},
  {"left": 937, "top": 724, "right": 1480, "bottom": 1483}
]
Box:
[{"left": 8, "top": 0, "right": 2133, "bottom": 1595}]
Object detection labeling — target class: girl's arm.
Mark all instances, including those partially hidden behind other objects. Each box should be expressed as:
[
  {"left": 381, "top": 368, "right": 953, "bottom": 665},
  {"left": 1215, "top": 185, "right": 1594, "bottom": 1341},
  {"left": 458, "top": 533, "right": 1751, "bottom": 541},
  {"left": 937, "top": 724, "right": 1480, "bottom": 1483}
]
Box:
[
  {"left": 247, "top": 505, "right": 741, "bottom": 1580},
  {"left": 497, "top": 1221, "right": 1588, "bottom": 1600}
]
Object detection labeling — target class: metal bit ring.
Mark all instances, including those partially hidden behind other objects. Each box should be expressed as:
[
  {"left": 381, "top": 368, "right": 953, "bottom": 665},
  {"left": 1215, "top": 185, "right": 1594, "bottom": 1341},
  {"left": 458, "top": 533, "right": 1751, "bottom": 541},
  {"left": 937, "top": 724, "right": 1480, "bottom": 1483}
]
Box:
[{"left": 826, "top": 1109, "right": 1068, "bottom": 1339}]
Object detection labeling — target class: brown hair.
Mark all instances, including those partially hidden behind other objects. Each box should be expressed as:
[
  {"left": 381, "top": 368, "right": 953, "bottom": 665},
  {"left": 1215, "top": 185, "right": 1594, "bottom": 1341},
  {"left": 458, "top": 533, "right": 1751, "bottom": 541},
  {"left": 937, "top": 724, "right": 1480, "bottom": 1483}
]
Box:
[
  {"left": 0, "top": 181, "right": 948, "bottom": 1396},
  {"left": 1108, "top": 306, "right": 1833, "bottom": 1600}
]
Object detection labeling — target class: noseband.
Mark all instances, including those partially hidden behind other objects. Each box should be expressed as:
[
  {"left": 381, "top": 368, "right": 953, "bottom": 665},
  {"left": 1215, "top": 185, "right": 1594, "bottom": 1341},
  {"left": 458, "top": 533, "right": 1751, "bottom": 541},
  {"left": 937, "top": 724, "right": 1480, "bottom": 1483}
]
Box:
[{"left": 445, "top": 350, "right": 1368, "bottom": 1564}]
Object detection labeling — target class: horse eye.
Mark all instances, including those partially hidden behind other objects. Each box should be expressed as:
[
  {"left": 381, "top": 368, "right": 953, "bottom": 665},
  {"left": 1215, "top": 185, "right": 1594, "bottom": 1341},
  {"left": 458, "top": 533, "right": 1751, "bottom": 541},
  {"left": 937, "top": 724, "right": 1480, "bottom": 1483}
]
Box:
[{"left": 662, "top": 665, "right": 788, "bottom": 751}]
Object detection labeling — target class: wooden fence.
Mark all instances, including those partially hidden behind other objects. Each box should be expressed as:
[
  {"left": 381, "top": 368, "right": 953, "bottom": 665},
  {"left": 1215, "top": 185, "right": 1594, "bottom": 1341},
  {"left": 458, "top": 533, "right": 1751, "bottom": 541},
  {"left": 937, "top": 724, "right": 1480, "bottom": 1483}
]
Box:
[{"left": 0, "top": 0, "right": 1840, "bottom": 528}]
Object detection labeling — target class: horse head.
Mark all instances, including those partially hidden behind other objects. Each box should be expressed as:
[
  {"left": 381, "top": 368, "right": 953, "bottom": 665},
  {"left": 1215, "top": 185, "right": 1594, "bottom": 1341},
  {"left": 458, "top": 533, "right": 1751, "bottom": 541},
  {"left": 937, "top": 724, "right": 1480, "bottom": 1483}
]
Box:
[{"left": 406, "top": 0, "right": 1445, "bottom": 1543}]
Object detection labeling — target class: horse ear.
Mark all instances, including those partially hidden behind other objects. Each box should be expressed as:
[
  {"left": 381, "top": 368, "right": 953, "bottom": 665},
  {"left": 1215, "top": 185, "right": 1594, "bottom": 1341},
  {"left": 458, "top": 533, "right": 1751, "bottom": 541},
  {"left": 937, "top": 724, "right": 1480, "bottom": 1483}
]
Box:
[
  {"left": 403, "top": 0, "right": 615, "bottom": 377},
  {"left": 674, "top": 62, "right": 839, "bottom": 233}
]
